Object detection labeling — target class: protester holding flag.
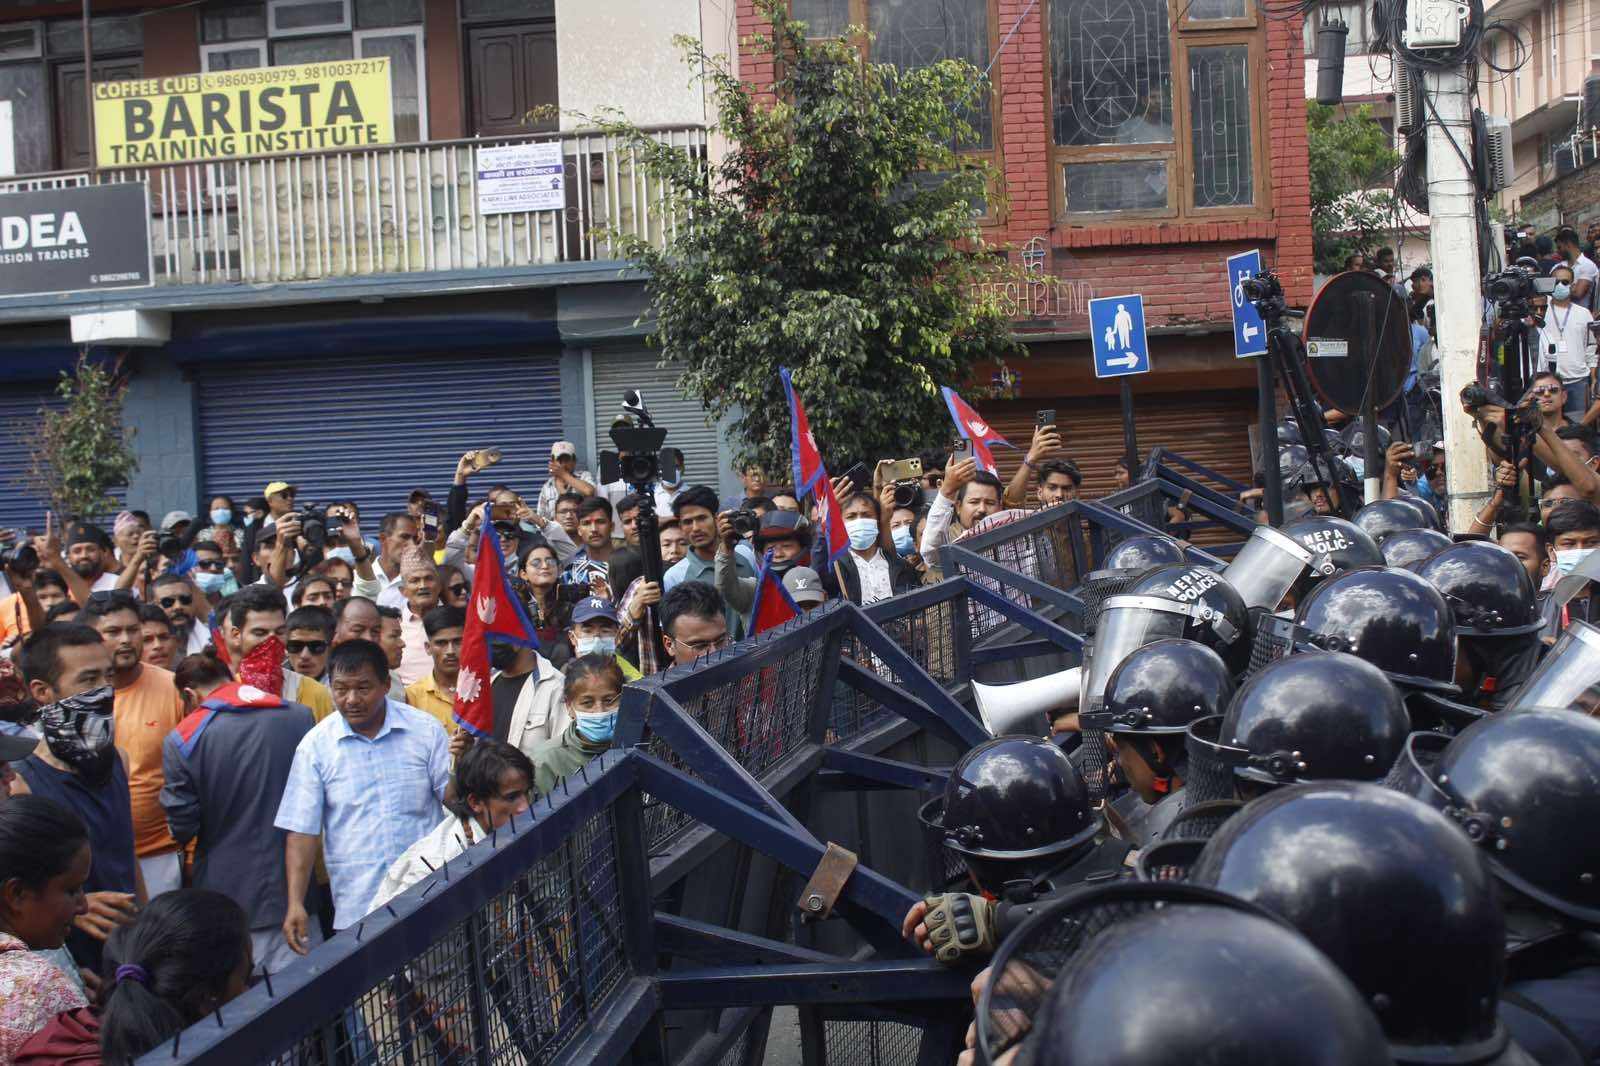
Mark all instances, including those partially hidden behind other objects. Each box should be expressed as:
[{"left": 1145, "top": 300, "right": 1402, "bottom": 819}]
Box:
[
  {"left": 449, "top": 508, "right": 541, "bottom": 746},
  {"left": 748, "top": 551, "right": 803, "bottom": 636},
  {"left": 780, "top": 369, "right": 850, "bottom": 574},
  {"left": 941, "top": 387, "right": 1015, "bottom": 477}
]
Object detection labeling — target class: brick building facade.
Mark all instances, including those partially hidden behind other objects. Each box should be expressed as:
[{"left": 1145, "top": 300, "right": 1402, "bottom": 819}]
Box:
[{"left": 738, "top": 0, "right": 1315, "bottom": 494}]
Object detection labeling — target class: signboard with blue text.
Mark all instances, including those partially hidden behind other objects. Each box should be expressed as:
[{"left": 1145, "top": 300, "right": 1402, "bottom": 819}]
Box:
[
  {"left": 1228, "top": 249, "right": 1268, "bottom": 358},
  {"left": 1089, "top": 294, "right": 1150, "bottom": 378}
]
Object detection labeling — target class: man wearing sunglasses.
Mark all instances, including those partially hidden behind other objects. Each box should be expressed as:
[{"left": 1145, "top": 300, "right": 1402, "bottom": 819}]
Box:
[
  {"left": 285, "top": 606, "right": 334, "bottom": 681},
  {"left": 151, "top": 572, "right": 210, "bottom": 657}
]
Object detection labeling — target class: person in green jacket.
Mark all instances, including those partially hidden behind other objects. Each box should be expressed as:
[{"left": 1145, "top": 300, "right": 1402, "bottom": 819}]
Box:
[{"left": 530, "top": 653, "right": 624, "bottom": 797}]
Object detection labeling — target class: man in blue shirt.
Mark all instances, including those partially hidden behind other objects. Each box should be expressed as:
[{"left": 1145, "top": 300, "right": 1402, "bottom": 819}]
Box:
[
  {"left": 663, "top": 486, "right": 757, "bottom": 638},
  {"left": 275, "top": 639, "right": 450, "bottom": 952}
]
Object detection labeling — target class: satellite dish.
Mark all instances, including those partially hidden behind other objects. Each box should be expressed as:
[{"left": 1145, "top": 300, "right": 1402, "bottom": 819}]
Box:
[{"left": 1301, "top": 271, "right": 1412, "bottom": 413}]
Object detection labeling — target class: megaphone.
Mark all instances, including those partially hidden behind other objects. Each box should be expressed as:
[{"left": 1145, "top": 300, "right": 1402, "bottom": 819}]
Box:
[{"left": 971, "top": 667, "right": 1081, "bottom": 737}]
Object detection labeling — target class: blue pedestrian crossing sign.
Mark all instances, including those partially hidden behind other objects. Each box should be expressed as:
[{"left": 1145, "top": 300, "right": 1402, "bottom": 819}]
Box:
[
  {"left": 1089, "top": 294, "right": 1150, "bottom": 378},
  {"left": 1229, "top": 249, "right": 1268, "bottom": 358}
]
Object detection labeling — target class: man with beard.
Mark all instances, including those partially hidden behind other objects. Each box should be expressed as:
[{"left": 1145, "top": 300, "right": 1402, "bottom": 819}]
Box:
[
  {"left": 64, "top": 523, "right": 119, "bottom": 594},
  {"left": 76, "top": 591, "right": 185, "bottom": 897},
  {"left": 13, "top": 624, "right": 144, "bottom": 973}
]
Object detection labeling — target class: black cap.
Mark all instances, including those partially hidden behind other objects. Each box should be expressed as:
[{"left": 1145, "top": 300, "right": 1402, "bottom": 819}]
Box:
[{"left": 0, "top": 731, "right": 39, "bottom": 762}]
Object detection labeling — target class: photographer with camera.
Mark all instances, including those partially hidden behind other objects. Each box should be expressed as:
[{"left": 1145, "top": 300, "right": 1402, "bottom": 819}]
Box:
[
  {"left": 1462, "top": 375, "right": 1600, "bottom": 507},
  {"left": 665, "top": 487, "right": 757, "bottom": 640},
  {"left": 535, "top": 442, "right": 596, "bottom": 521},
  {"left": 713, "top": 510, "right": 811, "bottom": 617}
]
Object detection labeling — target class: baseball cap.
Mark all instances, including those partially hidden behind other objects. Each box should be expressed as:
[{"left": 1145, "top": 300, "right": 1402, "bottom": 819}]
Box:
[
  {"left": 571, "top": 597, "right": 619, "bottom": 625},
  {"left": 65, "top": 521, "right": 108, "bottom": 549},
  {"left": 160, "top": 509, "right": 192, "bottom": 532},
  {"left": 552, "top": 441, "right": 578, "bottom": 460},
  {"left": 783, "top": 567, "right": 825, "bottom": 606},
  {"left": 263, "top": 481, "right": 297, "bottom": 498},
  {"left": 0, "top": 729, "right": 38, "bottom": 763}
]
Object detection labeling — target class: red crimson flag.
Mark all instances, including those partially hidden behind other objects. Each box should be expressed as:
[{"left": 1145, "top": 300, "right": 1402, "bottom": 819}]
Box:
[
  {"left": 749, "top": 549, "right": 802, "bottom": 635},
  {"left": 454, "top": 506, "right": 541, "bottom": 737},
  {"left": 942, "top": 386, "right": 1015, "bottom": 476},
  {"left": 781, "top": 367, "right": 849, "bottom": 565}
]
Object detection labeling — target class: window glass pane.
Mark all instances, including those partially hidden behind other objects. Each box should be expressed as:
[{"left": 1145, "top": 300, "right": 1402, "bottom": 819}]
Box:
[
  {"left": 1190, "top": 44, "right": 1253, "bottom": 208},
  {"left": 48, "top": 16, "right": 143, "bottom": 56},
  {"left": 1051, "top": 0, "right": 1173, "bottom": 146},
  {"left": 355, "top": 0, "right": 422, "bottom": 28},
  {"left": 272, "top": 34, "right": 353, "bottom": 65},
  {"left": 870, "top": 0, "right": 993, "bottom": 149},
  {"left": 358, "top": 32, "right": 420, "bottom": 141},
  {"left": 462, "top": 0, "right": 554, "bottom": 20},
  {"left": 203, "top": 4, "right": 269, "bottom": 43},
  {"left": 0, "top": 24, "right": 40, "bottom": 60},
  {"left": 793, "top": 0, "right": 850, "bottom": 36},
  {"left": 273, "top": 0, "right": 348, "bottom": 32},
  {"left": 0, "top": 63, "right": 50, "bottom": 175},
  {"left": 1186, "top": 0, "right": 1248, "bottom": 18},
  {"left": 1063, "top": 159, "right": 1168, "bottom": 212},
  {"left": 207, "top": 44, "right": 265, "bottom": 70}
]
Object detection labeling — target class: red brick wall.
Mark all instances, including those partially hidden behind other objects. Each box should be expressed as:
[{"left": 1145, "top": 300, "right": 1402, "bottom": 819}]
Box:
[{"left": 733, "top": 1, "right": 1315, "bottom": 329}]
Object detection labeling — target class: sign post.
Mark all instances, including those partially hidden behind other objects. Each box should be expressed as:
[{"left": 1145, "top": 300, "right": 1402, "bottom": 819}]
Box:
[
  {"left": 1230, "top": 249, "right": 1281, "bottom": 524},
  {"left": 1089, "top": 294, "right": 1152, "bottom": 480}
]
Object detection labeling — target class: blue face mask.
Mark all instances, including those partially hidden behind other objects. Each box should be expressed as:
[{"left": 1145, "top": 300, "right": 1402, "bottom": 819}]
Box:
[
  {"left": 574, "top": 711, "right": 617, "bottom": 744},
  {"left": 242, "top": 514, "right": 258, "bottom": 527},
  {"left": 210, "top": 508, "right": 232, "bottom": 526},
  {"left": 846, "top": 518, "right": 879, "bottom": 551},
  {"left": 519, "top": 520, "right": 539, "bottom": 533},
  {"left": 1554, "top": 282, "right": 1573, "bottom": 302},
  {"left": 891, "top": 527, "right": 915, "bottom": 555},
  {"left": 325, "top": 546, "right": 355, "bottom": 564},
  {"left": 193, "top": 570, "right": 227, "bottom": 594}
]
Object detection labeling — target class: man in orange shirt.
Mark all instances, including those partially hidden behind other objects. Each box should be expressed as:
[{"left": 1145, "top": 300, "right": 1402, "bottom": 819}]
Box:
[{"left": 78, "top": 590, "right": 185, "bottom": 896}]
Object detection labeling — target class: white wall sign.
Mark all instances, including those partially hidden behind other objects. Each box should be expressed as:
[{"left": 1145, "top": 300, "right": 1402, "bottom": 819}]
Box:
[{"left": 476, "top": 142, "right": 565, "bottom": 215}]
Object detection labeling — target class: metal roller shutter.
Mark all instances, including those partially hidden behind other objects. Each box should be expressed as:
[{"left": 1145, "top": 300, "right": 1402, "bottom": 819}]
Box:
[
  {"left": 0, "top": 382, "right": 63, "bottom": 531},
  {"left": 590, "top": 351, "right": 723, "bottom": 492},
  {"left": 195, "top": 351, "right": 562, "bottom": 520},
  {"left": 980, "top": 391, "right": 1257, "bottom": 501}
]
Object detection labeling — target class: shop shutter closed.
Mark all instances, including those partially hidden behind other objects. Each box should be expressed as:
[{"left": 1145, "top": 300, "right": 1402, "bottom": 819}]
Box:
[
  {"left": 590, "top": 351, "right": 723, "bottom": 494},
  {"left": 0, "top": 383, "right": 62, "bottom": 531},
  {"left": 195, "top": 352, "right": 562, "bottom": 521},
  {"left": 981, "top": 390, "right": 1257, "bottom": 503}
]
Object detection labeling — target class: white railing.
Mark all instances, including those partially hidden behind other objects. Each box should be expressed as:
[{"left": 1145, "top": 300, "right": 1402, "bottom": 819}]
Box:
[{"left": 0, "top": 125, "right": 706, "bottom": 288}]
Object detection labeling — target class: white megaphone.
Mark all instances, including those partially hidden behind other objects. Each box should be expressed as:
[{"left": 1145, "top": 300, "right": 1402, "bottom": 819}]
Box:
[{"left": 971, "top": 667, "right": 1081, "bottom": 737}]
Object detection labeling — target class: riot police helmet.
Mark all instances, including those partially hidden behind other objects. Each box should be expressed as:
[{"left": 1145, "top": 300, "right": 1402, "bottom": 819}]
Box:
[
  {"left": 1280, "top": 515, "right": 1384, "bottom": 600},
  {"left": 1088, "top": 638, "right": 1235, "bottom": 735},
  {"left": 1397, "top": 709, "right": 1600, "bottom": 927},
  {"left": 1354, "top": 497, "right": 1432, "bottom": 542},
  {"left": 1295, "top": 566, "right": 1459, "bottom": 693},
  {"left": 918, "top": 737, "right": 1098, "bottom": 895},
  {"left": 1193, "top": 782, "right": 1511, "bottom": 1064},
  {"left": 1381, "top": 528, "right": 1453, "bottom": 571},
  {"left": 1400, "top": 493, "right": 1443, "bottom": 530},
  {"left": 1276, "top": 420, "right": 1304, "bottom": 447},
  {"left": 1222, "top": 523, "right": 1338, "bottom": 610},
  {"left": 1415, "top": 540, "right": 1544, "bottom": 638},
  {"left": 1218, "top": 652, "right": 1411, "bottom": 789},
  {"left": 1080, "top": 535, "right": 1188, "bottom": 634}
]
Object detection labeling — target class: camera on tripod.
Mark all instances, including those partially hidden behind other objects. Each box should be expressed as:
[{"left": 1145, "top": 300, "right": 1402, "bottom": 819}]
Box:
[
  {"left": 599, "top": 390, "right": 677, "bottom": 490},
  {"left": 1485, "top": 262, "right": 1556, "bottom": 320}
]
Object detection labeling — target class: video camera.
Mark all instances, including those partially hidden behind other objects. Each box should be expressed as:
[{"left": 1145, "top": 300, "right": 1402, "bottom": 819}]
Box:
[
  {"left": 0, "top": 531, "right": 37, "bottom": 576},
  {"left": 287, "top": 503, "right": 331, "bottom": 549},
  {"left": 1242, "top": 270, "right": 1286, "bottom": 320},
  {"left": 599, "top": 390, "right": 677, "bottom": 490},
  {"left": 1485, "top": 262, "right": 1556, "bottom": 321}
]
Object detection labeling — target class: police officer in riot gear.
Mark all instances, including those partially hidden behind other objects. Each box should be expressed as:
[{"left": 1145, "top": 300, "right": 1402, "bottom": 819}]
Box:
[
  {"left": 1382, "top": 527, "right": 1453, "bottom": 571},
  {"left": 1192, "top": 782, "right": 1541, "bottom": 1066},
  {"left": 1185, "top": 652, "right": 1410, "bottom": 803},
  {"left": 1391, "top": 710, "right": 1600, "bottom": 1062},
  {"left": 1269, "top": 514, "right": 1383, "bottom": 611},
  {"left": 1415, "top": 541, "right": 1547, "bottom": 710},
  {"left": 907, "top": 737, "right": 1126, "bottom": 965},
  {"left": 1354, "top": 497, "right": 1434, "bottom": 543},
  {"left": 1078, "top": 534, "right": 1188, "bottom": 633},
  {"left": 1222, "top": 523, "right": 1338, "bottom": 612}
]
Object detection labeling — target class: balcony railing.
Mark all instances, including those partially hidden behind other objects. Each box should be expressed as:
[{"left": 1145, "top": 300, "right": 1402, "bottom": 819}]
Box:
[{"left": 0, "top": 125, "right": 706, "bottom": 289}]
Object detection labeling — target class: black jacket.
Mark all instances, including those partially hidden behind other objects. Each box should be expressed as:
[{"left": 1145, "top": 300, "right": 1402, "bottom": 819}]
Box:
[{"left": 824, "top": 550, "right": 922, "bottom": 605}]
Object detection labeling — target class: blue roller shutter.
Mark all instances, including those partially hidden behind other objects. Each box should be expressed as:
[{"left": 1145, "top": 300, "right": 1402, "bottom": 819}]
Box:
[
  {"left": 194, "top": 351, "right": 562, "bottom": 520},
  {"left": 0, "top": 382, "right": 62, "bottom": 532}
]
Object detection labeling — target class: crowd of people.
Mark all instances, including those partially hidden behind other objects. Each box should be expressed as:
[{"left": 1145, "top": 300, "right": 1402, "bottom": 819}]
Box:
[{"left": 0, "top": 378, "right": 1598, "bottom": 1064}]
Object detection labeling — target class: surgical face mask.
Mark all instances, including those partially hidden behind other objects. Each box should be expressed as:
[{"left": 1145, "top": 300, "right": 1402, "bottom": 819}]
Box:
[
  {"left": 1554, "top": 282, "right": 1573, "bottom": 302},
  {"left": 892, "top": 527, "right": 915, "bottom": 555},
  {"left": 1555, "top": 547, "right": 1596, "bottom": 575},
  {"left": 519, "top": 520, "right": 539, "bottom": 533},
  {"left": 243, "top": 513, "right": 258, "bottom": 527},
  {"left": 846, "top": 518, "right": 879, "bottom": 551},
  {"left": 37, "top": 686, "right": 117, "bottom": 784},
  {"left": 575, "top": 635, "right": 617, "bottom": 658},
  {"left": 325, "top": 546, "right": 355, "bottom": 565},
  {"left": 193, "top": 570, "right": 228, "bottom": 595},
  {"left": 210, "top": 508, "right": 232, "bottom": 526},
  {"left": 574, "top": 710, "right": 618, "bottom": 744}
]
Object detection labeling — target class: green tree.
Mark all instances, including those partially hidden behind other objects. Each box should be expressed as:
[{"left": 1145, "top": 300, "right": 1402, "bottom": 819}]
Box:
[
  {"left": 1308, "top": 102, "right": 1403, "bottom": 274},
  {"left": 587, "top": 0, "right": 1020, "bottom": 475},
  {"left": 19, "top": 356, "right": 138, "bottom": 522}
]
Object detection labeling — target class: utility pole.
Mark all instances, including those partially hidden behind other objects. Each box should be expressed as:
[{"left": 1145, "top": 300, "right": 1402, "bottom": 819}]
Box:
[{"left": 1424, "top": 65, "right": 1489, "bottom": 532}]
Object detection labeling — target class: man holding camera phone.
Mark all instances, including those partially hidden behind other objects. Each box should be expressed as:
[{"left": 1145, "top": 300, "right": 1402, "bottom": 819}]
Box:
[{"left": 1003, "top": 416, "right": 1081, "bottom": 509}]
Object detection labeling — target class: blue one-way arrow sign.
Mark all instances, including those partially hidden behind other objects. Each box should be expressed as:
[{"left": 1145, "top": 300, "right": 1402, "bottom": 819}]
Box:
[
  {"left": 1229, "top": 249, "right": 1268, "bottom": 358},
  {"left": 1089, "top": 294, "right": 1150, "bottom": 378}
]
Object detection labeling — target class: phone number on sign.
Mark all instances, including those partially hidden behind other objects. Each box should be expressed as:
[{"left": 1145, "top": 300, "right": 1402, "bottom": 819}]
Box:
[{"left": 204, "top": 61, "right": 385, "bottom": 88}]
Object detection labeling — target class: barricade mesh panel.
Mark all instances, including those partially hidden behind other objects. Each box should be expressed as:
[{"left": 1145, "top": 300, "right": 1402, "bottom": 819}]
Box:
[
  {"left": 642, "top": 636, "right": 830, "bottom": 851},
  {"left": 823, "top": 1018, "right": 929, "bottom": 1065},
  {"left": 1247, "top": 611, "right": 1300, "bottom": 676},
  {"left": 253, "top": 804, "right": 628, "bottom": 1065},
  {"left": 834, "top": 595, "right": 960, "bottom": 740},
  {"left": 716, "top": 1025, "right": 753, "bottom": 1066},
  {"left": 952, "top": 514, "right": 1080, "bottom": 642},
  {"left": 1076, "top": 570, "right": 1146, "bottom": 635}
]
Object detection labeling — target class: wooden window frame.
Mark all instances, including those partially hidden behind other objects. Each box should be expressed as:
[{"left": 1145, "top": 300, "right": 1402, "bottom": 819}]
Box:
[{"left": 1045, "top": 0, "right": 1270, "bottom": 224}]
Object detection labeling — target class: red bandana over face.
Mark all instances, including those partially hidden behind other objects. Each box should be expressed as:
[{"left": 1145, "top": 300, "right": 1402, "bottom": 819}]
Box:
[{"left": 237, "top": 636, "right": 285, "bottom": 697}]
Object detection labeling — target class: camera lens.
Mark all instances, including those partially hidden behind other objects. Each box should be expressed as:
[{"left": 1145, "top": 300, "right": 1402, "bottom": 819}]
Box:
[{"left": 0, "top": 544, "right": 39, "bottom": 575}]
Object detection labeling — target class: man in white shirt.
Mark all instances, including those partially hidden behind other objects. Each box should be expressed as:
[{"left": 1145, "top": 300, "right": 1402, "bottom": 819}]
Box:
[
  {"left": 64, "top": 522, "right": 121, "bottom": 593},
  {"left": 350, "top": 513, "right": 422, "bottom": 607},
  {"left": 1539, "top": 262, "right": 1598, "bottom": 421},
  {"left": 919, "top": 458, "right": 1005, "bottom": 557},
  {"left": 1557, "top": 227, "right": 1599, "bottom": 312},
  {"left": 536, "top": 441, "right": 597, "bottom": 519}
]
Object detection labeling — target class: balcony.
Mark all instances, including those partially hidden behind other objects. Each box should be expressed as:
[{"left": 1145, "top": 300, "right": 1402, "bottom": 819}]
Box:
[{"left": 0, "top": 125, "right": 706, "bottom": 292}]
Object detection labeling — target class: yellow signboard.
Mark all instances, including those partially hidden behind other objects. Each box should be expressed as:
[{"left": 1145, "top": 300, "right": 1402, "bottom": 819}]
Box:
[{"left": 93, "top": 59, "right": 394, "bottom": 168}]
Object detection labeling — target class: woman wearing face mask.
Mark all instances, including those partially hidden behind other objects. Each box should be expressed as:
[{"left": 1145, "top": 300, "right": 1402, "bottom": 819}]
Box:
[
  {"left": 0, "top": 796, "right": 92, "bottom": 1063},
  {"left": 888, "top": 505, "right": 934, "bottom": 582},
  {"left": 17, "top": 889, "right": 252, "bottom": 1066},
  {"left": 530, "top": 655, "right": 623, "bottom": 796},
  {"left": 181, "top": 496, "right": 240, "bottom": 554}
]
